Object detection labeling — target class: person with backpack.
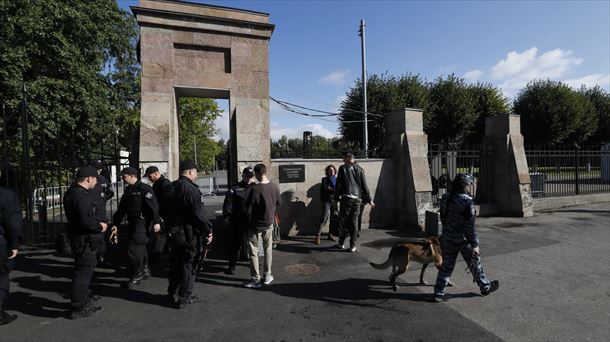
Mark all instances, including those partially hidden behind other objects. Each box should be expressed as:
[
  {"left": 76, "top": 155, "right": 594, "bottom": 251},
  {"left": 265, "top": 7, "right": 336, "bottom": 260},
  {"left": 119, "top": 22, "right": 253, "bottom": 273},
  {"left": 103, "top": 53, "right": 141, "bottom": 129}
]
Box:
[
  {"left": 433, "top": 173, "right": 499, "bottom": 302},
  {"left": 223, "top": 167, "right": 255, "bottom": 274}
]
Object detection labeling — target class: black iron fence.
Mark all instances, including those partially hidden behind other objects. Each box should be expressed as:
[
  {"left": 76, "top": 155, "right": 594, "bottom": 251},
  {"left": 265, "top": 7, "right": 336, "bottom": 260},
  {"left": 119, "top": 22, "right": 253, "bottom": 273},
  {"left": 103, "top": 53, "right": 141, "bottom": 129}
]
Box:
[
  {"left": 428, "top": 143, "right": 495, "bottom": 206},
  {"left": 526, "top": 144, "right": 610, "bottom": 198}
]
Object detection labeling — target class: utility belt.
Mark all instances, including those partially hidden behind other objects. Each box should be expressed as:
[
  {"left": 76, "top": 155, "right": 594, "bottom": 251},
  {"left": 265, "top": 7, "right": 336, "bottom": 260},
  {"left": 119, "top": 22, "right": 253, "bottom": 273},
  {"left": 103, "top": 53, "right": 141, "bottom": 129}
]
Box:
[
  {"left": 168, "top": 223, "right": 202, "bottom": 247},
  {"left": 69, "top": 233, "right": 104, "bottom": 256}
]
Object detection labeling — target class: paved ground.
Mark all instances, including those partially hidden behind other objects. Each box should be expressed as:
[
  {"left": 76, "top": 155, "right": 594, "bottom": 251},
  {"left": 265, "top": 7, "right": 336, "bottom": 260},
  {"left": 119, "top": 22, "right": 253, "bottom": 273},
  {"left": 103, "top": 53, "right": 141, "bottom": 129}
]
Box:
[{"left": 1, "top": 202, "right": 609, "bottom": 342}]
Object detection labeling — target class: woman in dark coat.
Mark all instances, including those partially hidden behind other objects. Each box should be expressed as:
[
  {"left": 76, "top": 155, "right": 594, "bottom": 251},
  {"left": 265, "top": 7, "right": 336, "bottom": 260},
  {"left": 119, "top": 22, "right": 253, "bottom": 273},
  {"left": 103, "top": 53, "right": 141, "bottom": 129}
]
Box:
[{"left": 315, "top": 165, "right": 338, "bottom": 244}]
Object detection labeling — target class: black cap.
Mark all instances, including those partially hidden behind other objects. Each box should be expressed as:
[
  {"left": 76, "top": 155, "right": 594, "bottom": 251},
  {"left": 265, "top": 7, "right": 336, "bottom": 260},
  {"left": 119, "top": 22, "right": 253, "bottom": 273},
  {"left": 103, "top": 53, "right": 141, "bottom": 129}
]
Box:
[
  {"left": 242, "top": 167, "right": 254, "bottom": 178},
  {"left": 343, "top": 152, "right": 354, "bottom": 159},
  {"left": 76, "top": 166, "right": 97, "bottom": 178},
  {"left": 144, "top": 166, "right": 159, "bottom": 177},
  {"left": 179, "top": 160, "right": 198, "bottom": 172},
  {"left": 89, "top": 159, "right": 103, "bottom": 169},
  {"left": 120, "top": 167, "right": 138, "bottom": 176}
]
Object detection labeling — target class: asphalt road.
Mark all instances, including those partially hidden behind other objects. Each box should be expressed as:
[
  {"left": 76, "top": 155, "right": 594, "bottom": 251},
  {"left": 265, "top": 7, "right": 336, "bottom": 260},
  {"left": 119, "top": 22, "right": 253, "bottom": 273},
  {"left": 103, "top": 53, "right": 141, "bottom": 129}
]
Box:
[{"left": 2, "top": 202, "right": 609, "bottom": 342}]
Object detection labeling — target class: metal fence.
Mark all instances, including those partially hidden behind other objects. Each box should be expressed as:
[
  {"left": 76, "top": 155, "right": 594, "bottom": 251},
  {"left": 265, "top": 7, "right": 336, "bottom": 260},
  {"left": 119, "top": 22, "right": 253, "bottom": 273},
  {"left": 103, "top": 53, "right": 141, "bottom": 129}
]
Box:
[
  {"left": 526, "top": 144, "right": 610, "bottom": 198},
  {"left": 428, "top": 143, "right": 495, "bottom": 206}
]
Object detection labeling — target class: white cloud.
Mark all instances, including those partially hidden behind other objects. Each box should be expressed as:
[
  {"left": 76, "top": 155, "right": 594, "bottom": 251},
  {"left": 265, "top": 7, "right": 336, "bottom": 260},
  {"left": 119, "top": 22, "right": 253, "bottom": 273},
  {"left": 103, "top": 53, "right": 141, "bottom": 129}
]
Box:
[
  {"left": 563, "top": 74, "right": 610, "bottom": 89},
  {"left": 334, "top": 95, "right": 347, "bottom": 112},
  {"left": 490, "top": 47, "right": 584, "bottom": 95},
  {"left": 270, "top": 122, "right": 337, "bottom": 140},
  {"left": 463, "top": 69, "right": 484, "bottom": 82},
  {"left": 319, "top": 69, "right": 351, "bottom": 86}
]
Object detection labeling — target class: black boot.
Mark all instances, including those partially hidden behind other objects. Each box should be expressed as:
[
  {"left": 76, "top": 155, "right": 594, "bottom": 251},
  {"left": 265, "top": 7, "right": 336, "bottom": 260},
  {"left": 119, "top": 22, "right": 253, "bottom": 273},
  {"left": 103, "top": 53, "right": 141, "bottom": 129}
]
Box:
[
  {"left": 70, "top": 304, "right": 102, "bottom": 320},
  {"left": 174, "top": 295, "right": 199, "bottom": 309},
  {"left": 124, "top": 270, "right": 145, "bottom": 288},
  {"left": 0, "top": 304, "right": 17, "bottom": 326},
  {"left": 143, "top": 264, "right": 151, "bottom": 279}
]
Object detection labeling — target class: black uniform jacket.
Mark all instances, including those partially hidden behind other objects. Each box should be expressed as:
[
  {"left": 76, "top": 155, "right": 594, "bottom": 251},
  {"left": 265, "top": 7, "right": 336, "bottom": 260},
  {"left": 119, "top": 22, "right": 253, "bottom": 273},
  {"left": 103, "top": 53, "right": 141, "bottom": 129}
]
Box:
[
  {"left": 0, "top": 187, "right": 23, "bottom": 250},
  {"left": 222, "top": 181, "right": 251, "bottom": 223},
  {"left": 112, "top": 180, "right": 161, "bottom": 227},
  {"left": 92, "top": 174, "right": 114, "bottom": 221},
  {"left": 63, "top": 184, "right": 104, "bottom": 237},
  {"left": 173, "top": 176, "right": 212, "bottom": 236},
  {"left": 152, "top": 175, "right": 175, "bottom": 225}
]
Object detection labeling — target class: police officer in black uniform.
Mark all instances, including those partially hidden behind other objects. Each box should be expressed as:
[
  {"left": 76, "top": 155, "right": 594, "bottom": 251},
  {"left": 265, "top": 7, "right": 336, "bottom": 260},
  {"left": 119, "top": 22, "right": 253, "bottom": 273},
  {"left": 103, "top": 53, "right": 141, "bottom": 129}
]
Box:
[
  {"left": 63, "top": 166, "right": 107, "bottom": 319},
  {"left": 168, "top": 160, "right": 213, "bottom": 309},
  {"left": 145, "top": 166, "right": 174, "bottom": 261},
  {"left": 89, "top": 160, "right": 114, "bottom": 267},
  {"left": 0, "top": 168, "right": 23, "bottom": 325},
  {"left": 222, "top": 167, "right": 254, "bottom": 274},
  {"left": 111, "top": 167, "right": 161, "bottom": 288}
]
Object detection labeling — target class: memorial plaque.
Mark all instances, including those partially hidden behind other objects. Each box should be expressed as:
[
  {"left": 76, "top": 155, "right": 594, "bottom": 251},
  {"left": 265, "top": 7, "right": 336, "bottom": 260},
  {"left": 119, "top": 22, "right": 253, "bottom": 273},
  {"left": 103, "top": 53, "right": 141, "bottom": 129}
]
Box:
[{"left": 279, "top": 165, "right": 305, "bottom": 183}]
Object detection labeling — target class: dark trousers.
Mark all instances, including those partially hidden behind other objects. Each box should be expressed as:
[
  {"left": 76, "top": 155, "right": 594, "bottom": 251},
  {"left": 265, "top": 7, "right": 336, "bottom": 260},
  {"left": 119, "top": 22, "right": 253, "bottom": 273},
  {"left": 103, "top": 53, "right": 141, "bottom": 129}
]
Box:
[
  {"left": 168, "top": 239, "right": 200, "bottom": 299},
  {"left": 148, "top": 231, "right": 168, "bottom": 262},
  {"left": 70, "top": 237, "right": 98, "bottom": 310},
  {"left": 228, "top": 221, "right": 247, "bottom": 268},
  {"left": 434, "top": 238, "right": 491, "bottom": 296},
  {"left": 338, "top": 197, "right": 362, "bottom": 247},
  {"left": 317, "top": 200, "right": 339, "bottom": 236},
  {"left": 0, "top": 238, "right": 14, "bottom": 305},
  {"left": 128, "top": 219, "right": 149, "bottom": 272}
]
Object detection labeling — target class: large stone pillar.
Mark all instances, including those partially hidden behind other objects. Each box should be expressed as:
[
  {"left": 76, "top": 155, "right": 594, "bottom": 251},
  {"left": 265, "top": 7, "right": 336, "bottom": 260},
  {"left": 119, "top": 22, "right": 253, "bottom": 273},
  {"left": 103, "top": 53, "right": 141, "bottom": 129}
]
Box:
[
  {"left": 386, "top": 109, "right": 433, "bottom": 228},
  {"left": 482, "top": 114, "right": 533, "bottom": 217}
]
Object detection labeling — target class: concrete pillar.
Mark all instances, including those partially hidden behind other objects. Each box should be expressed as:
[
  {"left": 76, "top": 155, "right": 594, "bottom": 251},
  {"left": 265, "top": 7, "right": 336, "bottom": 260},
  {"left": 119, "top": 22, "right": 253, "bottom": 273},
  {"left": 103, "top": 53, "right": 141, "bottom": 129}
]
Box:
[
  {"left": 482, "top": 114, "right": 533, "bottom": 217},
  {"left": 386, "top": 108, "right": 433, "bottom": 229}
]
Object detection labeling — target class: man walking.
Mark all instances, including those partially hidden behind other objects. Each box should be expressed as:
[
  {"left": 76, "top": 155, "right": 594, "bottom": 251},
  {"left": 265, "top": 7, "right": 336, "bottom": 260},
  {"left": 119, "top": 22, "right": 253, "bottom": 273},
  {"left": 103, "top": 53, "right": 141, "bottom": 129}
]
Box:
[
  {"left": 63, "top": 167, "right": 107, "bottom": 319},
  {"left": 145, "top": 166, "right": 175, "bottom": 262},
  {"left": 111, "top": 167, "right": 161, "bottom": 288},
  {"left": 0, "top": 169, "right": 23, "bottom": 325},
  {"left": 169, "top": 160, "right": 213, "bottom": 309},
  {"left": 433, "top": 173, "right": 499, "bottom": 302},
  {"left": 223, "top": 167, "right": 255, "bottom": 274},
  {"left": 242, "top": 164, "right": 281, "bottom": 289},
  {"left": 336, "top": 152, "right": 374, "bottom": 253}
]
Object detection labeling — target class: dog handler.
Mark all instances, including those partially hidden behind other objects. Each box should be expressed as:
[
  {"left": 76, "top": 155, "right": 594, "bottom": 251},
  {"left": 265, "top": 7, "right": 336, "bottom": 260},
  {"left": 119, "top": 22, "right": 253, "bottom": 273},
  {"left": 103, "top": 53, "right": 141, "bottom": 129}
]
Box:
[{"left": 433, "top": 173, "right": 499, "bottom": 302}]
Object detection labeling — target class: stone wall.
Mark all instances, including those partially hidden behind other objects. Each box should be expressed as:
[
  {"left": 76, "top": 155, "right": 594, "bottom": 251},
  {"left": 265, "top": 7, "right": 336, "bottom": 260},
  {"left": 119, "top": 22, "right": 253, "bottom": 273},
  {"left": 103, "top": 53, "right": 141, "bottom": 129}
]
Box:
[{"left": 268, "top": 159, "right": 398, "bottom": 236}]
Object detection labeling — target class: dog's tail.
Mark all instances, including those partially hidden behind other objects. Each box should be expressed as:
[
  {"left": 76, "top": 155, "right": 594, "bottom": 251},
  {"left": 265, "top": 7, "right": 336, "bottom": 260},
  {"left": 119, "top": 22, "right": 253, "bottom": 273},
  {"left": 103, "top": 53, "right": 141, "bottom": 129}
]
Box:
[{"left": 369, "top": 254, "right": 393, "bottom": 270}]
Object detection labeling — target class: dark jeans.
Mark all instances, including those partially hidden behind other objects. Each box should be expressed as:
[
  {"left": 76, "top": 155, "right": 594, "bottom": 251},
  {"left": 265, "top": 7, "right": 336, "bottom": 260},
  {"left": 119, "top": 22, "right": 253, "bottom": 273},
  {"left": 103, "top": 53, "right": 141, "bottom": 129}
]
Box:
[
  {"left": 434, "top": 238, "right": 491, "bottom": 296},
  {"left": 0, "top": 237, "right": 15, "bottom": 305},
  {"left": 317, "top": 200, "right": 339, "bottom": 236},
  {"left": 168, "top": 239, "right": 201, "bottom": 299},
  {"left": 70, "top": 236, "right": 99, "bottom": 310},
  {"left": 338, "top": 197, "right": 362, "bottom": 247},
  {"left": 128, "top": 219, "right": 149, "bottom": 272}
]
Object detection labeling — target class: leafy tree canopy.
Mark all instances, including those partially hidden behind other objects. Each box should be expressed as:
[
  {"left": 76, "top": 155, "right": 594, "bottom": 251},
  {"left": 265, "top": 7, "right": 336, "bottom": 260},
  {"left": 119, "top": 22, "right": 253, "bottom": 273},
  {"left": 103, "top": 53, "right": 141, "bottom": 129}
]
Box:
[{"left": 178, "top": 97, "right": 222, "bottom": 172}]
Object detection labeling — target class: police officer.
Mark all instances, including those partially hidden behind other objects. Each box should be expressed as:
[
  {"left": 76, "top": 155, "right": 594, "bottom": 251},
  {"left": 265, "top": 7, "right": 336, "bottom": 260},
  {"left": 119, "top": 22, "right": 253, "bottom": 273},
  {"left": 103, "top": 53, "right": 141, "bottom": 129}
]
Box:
[
  {"left": 222, "top": 167, "right": 255, "bottom": 274},
  {"left": 0, "top": 169, "right": 23, "bottom": 325},
  {"left": 89, "top": 160, "right": 114, "bottom": 267},
  {"left": 63, "top": 167, "right": 107, "bottom": 319},
  {"left": 145, "top": 166, "right": 174, "bottom": 261},
  {"left": 168, "top": 160, "right": 213, "bottom": 309},
  {"left": 111, "top": 167, "right": 161, "bottom": 288},
  {"left": 433, "top": 173, "right": 499, "bottom": 302}
]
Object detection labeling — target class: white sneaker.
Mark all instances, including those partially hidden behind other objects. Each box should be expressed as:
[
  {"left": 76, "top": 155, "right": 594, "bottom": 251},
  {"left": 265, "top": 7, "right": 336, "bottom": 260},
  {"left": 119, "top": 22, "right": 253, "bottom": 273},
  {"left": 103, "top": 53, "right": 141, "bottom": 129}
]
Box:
[
  {"left": 336, "top": 243, "right": 346, "bottom": 249},
  {"left": 242, "top": 279, "right": 262, "bottom": 289},
  {"left": 349, "top": 246, "right": 357, "bottom": 253},
  {"left": 263, "top": 275, "right": 274, "bottom": 285}
]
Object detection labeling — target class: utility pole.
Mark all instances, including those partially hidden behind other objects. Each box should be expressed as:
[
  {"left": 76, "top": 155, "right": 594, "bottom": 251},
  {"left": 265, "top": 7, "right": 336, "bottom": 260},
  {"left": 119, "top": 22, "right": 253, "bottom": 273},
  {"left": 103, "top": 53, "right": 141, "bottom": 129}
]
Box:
[{"left": 359, "top": 19, "right": 368, "bottom": 158}]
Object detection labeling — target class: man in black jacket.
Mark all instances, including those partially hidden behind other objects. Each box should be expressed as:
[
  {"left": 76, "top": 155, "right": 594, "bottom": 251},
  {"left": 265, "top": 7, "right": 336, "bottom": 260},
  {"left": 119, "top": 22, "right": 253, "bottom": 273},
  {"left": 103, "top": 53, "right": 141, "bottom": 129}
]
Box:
[
  {"left": 145, "top": 166, "right": 174, "bottom": 262},
  {"left": 0, "top": 169, "right": 23, "bottom": 325},
  {"left": 168, "top": 160, "right": 213, "bottom": 309},
  {"left": 63, "top": 167, "right": 107, "bottom": 319},
  {"left": 222, "top": 167, "right": 255, "bottom": 274},
  {"left": 335, "top": 152, "right": 375, "bottom": 253},
  {"left": 89, "top": 160, "right": 114, "bottom": 267},
  {"left": 111, "top": 167, "right": 161, "bottom": 288}
]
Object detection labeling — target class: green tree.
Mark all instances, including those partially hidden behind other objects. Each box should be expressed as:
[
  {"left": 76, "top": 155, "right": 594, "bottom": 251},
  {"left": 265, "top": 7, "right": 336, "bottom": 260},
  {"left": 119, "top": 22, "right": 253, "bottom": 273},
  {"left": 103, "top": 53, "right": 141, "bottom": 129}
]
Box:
[
  {"left": 425, "top": 74, "right": 476, "bottom": 144},
  {"left": 178, "top": 97, "right": 222, "bottom": 172},
  {"left": 0, "top": 0, "right": 140, "bottom": 166},
  {"left": 514, "top": 80, "right": 597, "bottom": 145},
  {"left": 339, "top": 73, "right": 428, "bottom": 152},
  {"left": 466, "top": 82, "right": 510, "bottom": 143},
  {"left": 580, "top": 86, "right": 610, "bottom": 144}
]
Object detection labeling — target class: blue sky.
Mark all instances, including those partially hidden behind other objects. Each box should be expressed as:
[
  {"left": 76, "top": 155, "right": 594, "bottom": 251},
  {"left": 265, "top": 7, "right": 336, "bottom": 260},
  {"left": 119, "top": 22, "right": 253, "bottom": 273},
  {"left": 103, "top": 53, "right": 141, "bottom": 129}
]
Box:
[{"left": 118, "top": 0, "right": 610, "bottom": 140}]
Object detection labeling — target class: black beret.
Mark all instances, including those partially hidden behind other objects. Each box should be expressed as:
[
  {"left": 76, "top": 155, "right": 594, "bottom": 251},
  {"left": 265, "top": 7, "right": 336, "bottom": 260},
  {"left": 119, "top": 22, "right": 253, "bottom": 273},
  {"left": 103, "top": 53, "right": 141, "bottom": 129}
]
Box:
[
  {"left": 76, "top": 166, "right": 97, "bottom": 178},
  {"left": 144, "top": 166, "right": 159, "bottom": 176},
  {"left": 120, "top": 167, "right": 138, "bottom": 176},
  {"left": 179, "top": 160, "right": 198, "bottom": 172}
]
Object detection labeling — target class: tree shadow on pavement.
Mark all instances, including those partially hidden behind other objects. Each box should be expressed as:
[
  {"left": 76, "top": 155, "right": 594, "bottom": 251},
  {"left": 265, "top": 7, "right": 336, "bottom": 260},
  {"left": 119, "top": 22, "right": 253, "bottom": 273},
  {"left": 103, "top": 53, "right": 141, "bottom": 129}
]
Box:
[
  {"left": 267, "top": 277, "right": 434, "bottom": 308},
  {"left": 6, "top": 291, "right": 67, "bottom": 319}
]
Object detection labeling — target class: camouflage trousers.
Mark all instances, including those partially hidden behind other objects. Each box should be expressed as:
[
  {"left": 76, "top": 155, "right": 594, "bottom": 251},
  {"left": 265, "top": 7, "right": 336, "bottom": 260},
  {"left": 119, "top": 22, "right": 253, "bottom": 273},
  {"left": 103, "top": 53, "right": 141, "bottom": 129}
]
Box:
[{"left": 434, "top": 238, "right": 491, "bottom": 297}]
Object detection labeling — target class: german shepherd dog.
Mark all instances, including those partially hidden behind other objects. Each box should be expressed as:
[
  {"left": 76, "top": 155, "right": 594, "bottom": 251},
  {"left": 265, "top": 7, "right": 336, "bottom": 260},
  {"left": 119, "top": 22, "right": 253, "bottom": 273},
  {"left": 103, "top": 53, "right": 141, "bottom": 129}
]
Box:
[{"left": 370, "top": 237, "right": 452, "bottom": 292}]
